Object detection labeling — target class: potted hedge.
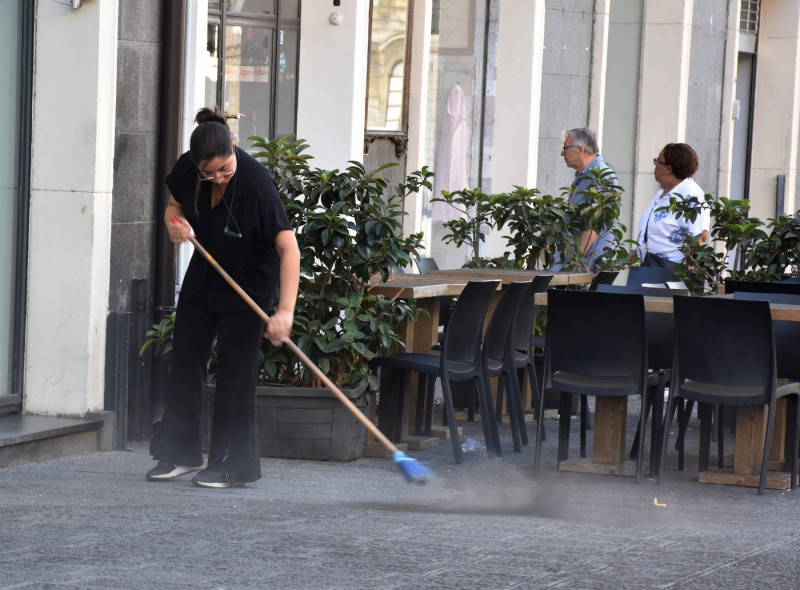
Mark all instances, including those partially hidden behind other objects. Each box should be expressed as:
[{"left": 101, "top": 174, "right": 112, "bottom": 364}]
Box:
[
  {"left": 663, "top": 195, "right": 800, "bottom": 295},
  {"left": 430, "top": 168, "right": 634, "bottom": 271},
  {"left": 245, "top": 136, "right": 432, "bottom": 461}
]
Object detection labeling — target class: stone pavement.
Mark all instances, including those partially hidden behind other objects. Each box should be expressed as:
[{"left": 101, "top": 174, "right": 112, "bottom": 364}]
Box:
[{"left": 1, "top": 408, "right": 799, "bottom": 589}]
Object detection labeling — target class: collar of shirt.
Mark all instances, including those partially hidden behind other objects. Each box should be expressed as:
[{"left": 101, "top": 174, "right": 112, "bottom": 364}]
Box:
[{"left": 576, "top": 154, "right": 603, "bottom": 178}]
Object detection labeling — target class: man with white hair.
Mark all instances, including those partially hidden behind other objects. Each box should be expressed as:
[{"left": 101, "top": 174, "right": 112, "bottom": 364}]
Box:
[{"left": 561, "top": 127, "right": 617, "bottom": 269}]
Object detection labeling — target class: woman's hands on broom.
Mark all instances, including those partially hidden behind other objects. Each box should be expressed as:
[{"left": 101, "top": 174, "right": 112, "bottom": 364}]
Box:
[
  {"left": 165, "top": 199, "right": 192, "bottom": 243},
  {"left": 265, "top": 309, "right": 293, "bottom": 346}
]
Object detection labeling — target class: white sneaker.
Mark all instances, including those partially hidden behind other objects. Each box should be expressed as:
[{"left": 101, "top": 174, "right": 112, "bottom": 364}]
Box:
[{"left": 146, "top": 461, "right": 203, "bottom": 481}]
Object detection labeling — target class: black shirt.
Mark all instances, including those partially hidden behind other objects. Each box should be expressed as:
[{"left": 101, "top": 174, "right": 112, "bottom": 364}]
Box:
[{"left": 166, "top": 147, "right": 292, "bottom": 311}]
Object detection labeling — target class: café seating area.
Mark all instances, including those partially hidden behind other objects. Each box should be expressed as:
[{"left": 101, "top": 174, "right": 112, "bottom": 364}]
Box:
[{"left": 369, "top": 264, "right": 800, "bottom": 494}]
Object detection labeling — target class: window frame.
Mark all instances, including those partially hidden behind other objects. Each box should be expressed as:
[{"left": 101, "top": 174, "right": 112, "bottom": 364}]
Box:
[
  {"left": 364, "top": 0, "right": 414, "bottom": 156},
  {"left": 207, "top": 1, "right": 300, "bottom": 143}
]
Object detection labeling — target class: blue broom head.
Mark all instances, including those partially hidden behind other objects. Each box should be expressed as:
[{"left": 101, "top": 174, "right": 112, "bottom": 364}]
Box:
[{"left": 392, "top": 450, "right": 432, "bottom": 484}]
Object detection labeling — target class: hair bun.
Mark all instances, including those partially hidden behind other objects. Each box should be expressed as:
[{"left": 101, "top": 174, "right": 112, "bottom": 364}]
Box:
[{"left": 195, "top": 107, "right": 228, "bottom": 127}]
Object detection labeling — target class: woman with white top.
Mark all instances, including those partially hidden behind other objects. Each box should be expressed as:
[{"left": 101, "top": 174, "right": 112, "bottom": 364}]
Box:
[{"left": 636, "top": 143, "right": 709, "bottom": 267}]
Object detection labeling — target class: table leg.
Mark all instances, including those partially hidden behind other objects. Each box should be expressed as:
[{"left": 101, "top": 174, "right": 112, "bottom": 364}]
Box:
[
  {"left": 768, "top": 398, "right": 788, "bottom": 469},
  {"left": 733, "top": 404, "right": 767, "bottom": 475},
  {"left": 698, "top": 402, "right": 793, "bottom": 489},
  {"left": 592, "top": 396, "right": 627, "bottom": 464},
  {"left": 558, "top": 395, "right": 636, "bottom": 476}
]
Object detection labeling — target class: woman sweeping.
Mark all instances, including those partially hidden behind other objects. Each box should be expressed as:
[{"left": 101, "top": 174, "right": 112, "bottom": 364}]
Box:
[{"left": 146, "top": 107, "right": 300, "bottom": 488}]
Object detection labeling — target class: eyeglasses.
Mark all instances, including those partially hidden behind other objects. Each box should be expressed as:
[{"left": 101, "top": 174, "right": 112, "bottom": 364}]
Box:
[
  {"left": 198, "top": 169, "right": 235, "bottom": 182},
  {"left": 562, "top": 145, "right": 582, "bottom": 151},
  {"left": 653, "top": 158, "right": 668, "bottom": 166},
  {"left": 197, "top": 154, "right": 237, "bottom": 182}
]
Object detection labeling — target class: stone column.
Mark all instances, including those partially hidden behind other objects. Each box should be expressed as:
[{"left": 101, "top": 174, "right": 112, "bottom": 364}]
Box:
[
  {"left": 589, "top": 0, "right": 611, "bottom": 138},
  {"left": 492, "top": 0, "right": 546, "bottom": 192},
  {"left": 27, "top": 0, "right": 118, "bottom": 414}
]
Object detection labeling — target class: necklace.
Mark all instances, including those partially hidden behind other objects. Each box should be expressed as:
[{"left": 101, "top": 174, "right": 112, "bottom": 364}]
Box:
[{"left": 217, "top": 153, "right": 242, "bottom": 238}]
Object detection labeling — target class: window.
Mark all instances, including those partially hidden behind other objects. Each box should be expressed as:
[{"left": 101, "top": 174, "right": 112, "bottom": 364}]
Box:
[
  {"left": 206, "top": 0, "right": 300, "bottom": 150},
  {"left": 740, "top": 0, "right": 759, "bottom": 35},
  {"left": 365, "top": 0, "right": 412, "bottom": 153}
]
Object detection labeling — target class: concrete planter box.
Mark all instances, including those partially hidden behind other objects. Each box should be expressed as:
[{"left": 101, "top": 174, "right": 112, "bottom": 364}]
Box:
[
  {"left": 254, "top": 384, "right": 368, "bottom": 462},
  {"left": 206, "top": 383, "right": 368, "bottom": 461}
]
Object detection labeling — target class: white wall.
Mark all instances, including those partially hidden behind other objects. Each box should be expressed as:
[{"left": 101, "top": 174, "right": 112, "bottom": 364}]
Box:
[
  {"left": 26, "top": 0, "right": 117, "bottom": 415},
  {"left": 631, "top": 0, "right": 694, "bottom": 227},
  {"left": 749, "top": 0, "right": 800, "bottom": 217},
  {"left": 296, "top": 0, "right": 370, "bottom": 169}
]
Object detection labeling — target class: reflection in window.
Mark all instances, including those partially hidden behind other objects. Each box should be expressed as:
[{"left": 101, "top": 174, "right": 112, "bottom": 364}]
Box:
[
  {"left": 385, "top": 62, "right": 405, "bottom": 129},
  {"left": 206, "top": 1, "right": 299, "bottom": 149},
  {"left": 225, "top": 0, "right": 276, "bottom": 14},
  {"left": 367, "top": 0, "right": 410, "bottom": 131},
  {"left": 205, "top": 24, "right": 219, "bottom": 109}
]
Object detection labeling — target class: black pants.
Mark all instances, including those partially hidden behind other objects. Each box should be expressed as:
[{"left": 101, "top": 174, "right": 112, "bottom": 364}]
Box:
[
  {"left": 642, "top": 251, "right": 679, "bottom": 269},
  {"left": 151, "top": 290, "right": 265, "bottom": 483}
]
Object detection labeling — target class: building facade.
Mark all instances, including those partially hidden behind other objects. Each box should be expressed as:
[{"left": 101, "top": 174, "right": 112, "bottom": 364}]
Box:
[{"left": 3, "top": 0, "right": 799, "bottom": 453}]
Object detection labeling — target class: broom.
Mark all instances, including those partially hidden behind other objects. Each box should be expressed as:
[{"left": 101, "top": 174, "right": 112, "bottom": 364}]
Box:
[{"left": 171, "top": 217, "right": 431, "bottom": 484}]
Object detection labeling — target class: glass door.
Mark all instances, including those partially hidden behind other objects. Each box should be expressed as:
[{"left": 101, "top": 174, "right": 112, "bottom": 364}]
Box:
[{"left": 206, "top": 0, "right": 300, "bottom": 152}]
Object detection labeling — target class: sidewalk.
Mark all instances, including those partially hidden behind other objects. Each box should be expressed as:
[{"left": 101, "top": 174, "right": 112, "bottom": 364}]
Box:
[{"left": 1, "top": 409, "right": 799, "bottom": 589}]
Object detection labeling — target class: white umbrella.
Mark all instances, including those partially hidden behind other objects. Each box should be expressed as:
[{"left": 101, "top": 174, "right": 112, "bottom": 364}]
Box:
[{"left": 431, "top": 83, "right": 469, "bottom": 222}]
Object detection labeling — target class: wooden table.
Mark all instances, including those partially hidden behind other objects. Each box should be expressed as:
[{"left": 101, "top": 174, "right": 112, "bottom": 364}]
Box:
[
  {"left": 430, "top": 268, "right": 592, "bottom": 286},
  {"left": 534, "top": 291, "right": 800, "bottom": 488}
]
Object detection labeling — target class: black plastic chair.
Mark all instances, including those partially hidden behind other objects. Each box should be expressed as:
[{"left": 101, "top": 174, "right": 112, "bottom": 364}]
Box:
[
  {"left": 626, "top": 266, "right": 679, "bottom": 287},
  {"left": 658, "top": 296, "right": 800, "bottom": 494},
  {"left": 415, "top": 256, "right": 440, "bottom": 275},
  {"left": 371, "top": 279, "right": 500, "bottom": 464},
  {"left": 510, "top": 275, "right": 554, "bottom": 438},
  {"left": 535, "top": 289, "right": 650, "bottom": 481},
  {"left": 674, "top": 292, "right": 800, "bottom": 464},
  {"left": 588, "top": 270, "right": 619, "bottom": 291},
  {"left": 480, "top": 281, "right": 532, "bottom": 453},
  {"left": 596, "top": 284, "right": 688, "bottom": 466},
  {"left": 733, "top": 292, "right": 800, "bottom": 381}
]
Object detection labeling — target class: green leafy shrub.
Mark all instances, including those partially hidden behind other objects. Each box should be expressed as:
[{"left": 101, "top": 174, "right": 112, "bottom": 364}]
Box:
[
  {"left": 667, "top": 195, "right": 800, "bottom": 295},
  {"left": 430, "top": 167, "right": 633, "bottom": 272},
  {"left": 251, "top": 136, "right": 432, "bottom": 389}
]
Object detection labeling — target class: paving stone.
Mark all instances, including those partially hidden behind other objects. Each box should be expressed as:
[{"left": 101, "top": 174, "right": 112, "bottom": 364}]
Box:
[{"left": 1, "top": 402, "right": 798, "bottom": 589}]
